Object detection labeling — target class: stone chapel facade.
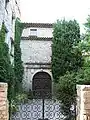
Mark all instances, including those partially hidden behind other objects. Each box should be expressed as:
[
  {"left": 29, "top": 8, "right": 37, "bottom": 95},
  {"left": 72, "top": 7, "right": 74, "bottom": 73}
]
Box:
[{"left": 21, "top": 23, "right": 53, "bottom": 92}]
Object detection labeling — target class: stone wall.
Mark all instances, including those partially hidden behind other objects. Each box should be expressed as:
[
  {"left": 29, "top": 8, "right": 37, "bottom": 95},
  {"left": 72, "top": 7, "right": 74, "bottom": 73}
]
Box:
[
  {"left": 77, "top": 85, "right": 90, "bottom": 120},
  {"left": 20, "top": 40, "right": 52, "bottom": 63},
  {"left": 21, "top": 38, "right": 52, "bottom": 91},
  {"left": 23, "top": 68, "right": 52, "bottom": 91},
  {"left": 0, "top": 83, "right": 8, "bottom": 120}
]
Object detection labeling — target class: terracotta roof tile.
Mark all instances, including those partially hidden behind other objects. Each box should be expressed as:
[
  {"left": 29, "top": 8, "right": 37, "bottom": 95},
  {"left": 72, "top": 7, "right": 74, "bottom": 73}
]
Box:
[{"left": 23, "top": 23, "right": 53, "bottom": 28}]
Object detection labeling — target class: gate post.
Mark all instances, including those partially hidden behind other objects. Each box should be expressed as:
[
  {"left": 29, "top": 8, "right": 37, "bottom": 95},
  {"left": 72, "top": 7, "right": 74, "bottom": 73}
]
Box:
[
  {"left": 0, "top": 83, "right": 8, "bottom": 120},
  {"left": 42, "top": 98, "right": 44, "bottom": 120},
  {"left": 77, "top": 85, "right": 90, "bottom": 120}
]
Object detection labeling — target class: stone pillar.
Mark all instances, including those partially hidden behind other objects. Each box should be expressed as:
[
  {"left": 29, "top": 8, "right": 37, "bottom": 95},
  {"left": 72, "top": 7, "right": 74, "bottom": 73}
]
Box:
[
  {"left": 0, "top": 83, "right": 8, "bottom": 120},
  {"left": 77, "top": 85, "right": 90, "bottom": 120}
]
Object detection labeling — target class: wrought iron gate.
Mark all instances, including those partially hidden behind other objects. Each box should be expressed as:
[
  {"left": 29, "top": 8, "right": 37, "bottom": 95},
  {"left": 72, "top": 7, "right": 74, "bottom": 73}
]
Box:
[
  {"left": 12, "top": 72, "right": 65, "bottom": 120},
  {"left": 32, "top": 71, "right": 52, "bottom": 120},
  {"left": 12, "top": 99, "right": 64, "bottom": 120}
]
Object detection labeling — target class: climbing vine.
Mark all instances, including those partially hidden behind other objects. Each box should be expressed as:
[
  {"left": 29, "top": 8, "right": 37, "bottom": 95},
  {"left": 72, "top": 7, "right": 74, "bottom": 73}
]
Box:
[
  {"left": 0, "top": 20, "right": 26, "bottom": 119},
  {"left": 0, "top": 23, "right": 15, "bottom": 97},
  {"left": 14, "top": 18, "right": 24, "bottom": 93},
  {"left": 0, "top": 23, "right": 9, "bottom": 82},
  {"left": 0, "top": 23, "right": 15, "bottom": 120}
]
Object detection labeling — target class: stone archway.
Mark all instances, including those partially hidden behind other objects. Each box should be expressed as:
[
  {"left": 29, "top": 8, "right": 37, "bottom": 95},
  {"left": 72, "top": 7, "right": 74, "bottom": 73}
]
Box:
[{"left": 32, "top": 71, "right": 52, "bottom": 99}]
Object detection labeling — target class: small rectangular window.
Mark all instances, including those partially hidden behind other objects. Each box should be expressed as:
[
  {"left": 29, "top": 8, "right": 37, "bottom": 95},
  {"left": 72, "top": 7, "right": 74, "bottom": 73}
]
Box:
[{"left": 30, "top": 29, "right": 37, "bottom": 36}]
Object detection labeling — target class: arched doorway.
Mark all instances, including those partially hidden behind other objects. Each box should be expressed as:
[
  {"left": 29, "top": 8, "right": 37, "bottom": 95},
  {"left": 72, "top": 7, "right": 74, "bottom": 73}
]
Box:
[{"left": 32, "top": 71, "right": 52, "bottom": 99}]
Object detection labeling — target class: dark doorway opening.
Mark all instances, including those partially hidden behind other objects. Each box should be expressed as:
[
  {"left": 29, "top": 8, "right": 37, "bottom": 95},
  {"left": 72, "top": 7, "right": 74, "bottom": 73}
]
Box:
[{"left": 32, "top": 71, "right": 52, "bottom": 99}]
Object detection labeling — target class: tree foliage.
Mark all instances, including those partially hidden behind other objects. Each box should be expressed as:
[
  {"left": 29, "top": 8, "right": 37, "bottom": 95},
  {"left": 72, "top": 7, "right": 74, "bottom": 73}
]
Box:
[
  {"left": 54, "top": 72, "right": 76, "bottom": 120},
  {"left": 78, "top": 15, "right": 90, "bottom": 66},
  {"left": 52, "top": 19, "right": 84, "bottom": 120},
  {"left": 76, "top": 15, "right": 90, "bottom": 85},
  {"left": 52, "top": 19, "right": 83, "bottom": 82}
]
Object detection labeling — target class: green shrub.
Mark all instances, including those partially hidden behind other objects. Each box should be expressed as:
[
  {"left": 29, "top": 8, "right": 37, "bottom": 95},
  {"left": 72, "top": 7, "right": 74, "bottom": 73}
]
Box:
[{"left": 54, "top": 72, "right": 76, "bottom": 119}]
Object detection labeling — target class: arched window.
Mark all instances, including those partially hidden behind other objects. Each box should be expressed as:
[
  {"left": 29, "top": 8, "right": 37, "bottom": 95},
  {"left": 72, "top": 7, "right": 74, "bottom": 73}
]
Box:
[{"left": 32, "top": 72, "right": 52, "bottom": 99}]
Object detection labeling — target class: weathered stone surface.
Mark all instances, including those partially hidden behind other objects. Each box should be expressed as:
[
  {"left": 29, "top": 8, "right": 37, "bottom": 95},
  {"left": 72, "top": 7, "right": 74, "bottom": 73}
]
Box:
[
  {"left": 77, "top": 85, "right": 90, "bottom": 120},
  {"left": 0, "top": 83, "right": 8, "bottom": 120},
  {"left": 83, "top": 87, "right": 90, "bottom": 91},
  {"left": 84, "top": 103, "right": 90, "bottom": 110},
  {"left": 21, "top": 29, "right": 52, "bottom": 91},
  {"left": 0, "top": 92, "right": 7, "bottom": 98},
  {"left": 0, "top": 87, "right": 6, "bottom": 92}
]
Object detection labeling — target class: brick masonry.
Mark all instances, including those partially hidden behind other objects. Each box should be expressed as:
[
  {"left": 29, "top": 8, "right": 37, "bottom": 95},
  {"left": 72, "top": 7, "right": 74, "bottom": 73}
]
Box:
[
  {"left": 77, "top": 85, "right": 90, "bottom": 120},
  {"left": 0, "top": 83, "right": 8, "bottom": 120}
]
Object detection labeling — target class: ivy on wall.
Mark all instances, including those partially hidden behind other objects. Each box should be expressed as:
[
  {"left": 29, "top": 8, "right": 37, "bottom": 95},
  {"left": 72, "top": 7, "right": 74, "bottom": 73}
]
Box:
[
  {"left": 14, "top": 18, "right": 24, "bottom": 93},
  {"left": 0, "top": 23, "right": 15, "bottom": 120},
  {"left": 0, "top": 23, "right": 15, "bottom": 96},
  {"left": 0, "top": 19, "right": 24, "bottom": 119}
]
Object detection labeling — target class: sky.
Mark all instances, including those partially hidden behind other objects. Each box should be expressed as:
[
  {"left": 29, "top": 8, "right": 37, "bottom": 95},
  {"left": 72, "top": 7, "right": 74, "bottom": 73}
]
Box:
[{"left": 20, "top": 0, "right": 90, "bottom": 33}]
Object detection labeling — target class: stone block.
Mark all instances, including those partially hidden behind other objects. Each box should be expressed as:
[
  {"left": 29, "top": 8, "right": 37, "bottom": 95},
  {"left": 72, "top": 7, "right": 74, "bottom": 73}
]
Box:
[
  {"left": 0, "top": 101, "right": 6, "bottom": 106},
  {"left": 84, "top": 103, "right": 90, "bottom": 110},
  {"left": 83, "top": 92, "right": 90, "bottom": 98},
  {"left": 0, "top": 87, "right": 5, "bottom": 92},
  {"left": 0, "top": 92, "right": 7, "bottom": 98},
  {"left": 0, "top": 105, "right": 7, "bottom": 111},
  {"left": 84, "top": 110, "right": 90, "bottom": 115},
  {"left": 83, "top": 86, "right": 90, "bottom": 91},
  {"left": 84, "top": 98, "right": 90, "bottom": 103},
  {"left": 77, "top": 85, "right": 90, "bottom": 120},
  {"left": 0, "top": 83, "right": 8, "bottom": 120}
]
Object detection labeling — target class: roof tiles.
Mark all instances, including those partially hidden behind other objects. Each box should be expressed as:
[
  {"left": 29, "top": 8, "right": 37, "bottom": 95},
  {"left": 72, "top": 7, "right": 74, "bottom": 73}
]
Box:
[{"left": 23, "top": 23, "right": 53, "bottom": 28}]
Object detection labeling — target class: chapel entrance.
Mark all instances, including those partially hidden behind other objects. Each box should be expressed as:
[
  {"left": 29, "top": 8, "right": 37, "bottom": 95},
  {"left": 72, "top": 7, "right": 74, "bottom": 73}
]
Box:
[
  {"left": 12, "top": 72, "right": 64, "bottom": 120},
  {"left": 32, "top": 71, "right": 52, "bottom": 99},
  {"left": 32, "top": 71, "right": 52, "bottom": 120}
]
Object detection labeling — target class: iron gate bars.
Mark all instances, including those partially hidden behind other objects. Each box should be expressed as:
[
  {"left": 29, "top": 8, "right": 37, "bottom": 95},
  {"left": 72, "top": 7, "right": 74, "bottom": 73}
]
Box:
[{"left": 32, "top": 72, "right": 52, "bottom": 120}]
